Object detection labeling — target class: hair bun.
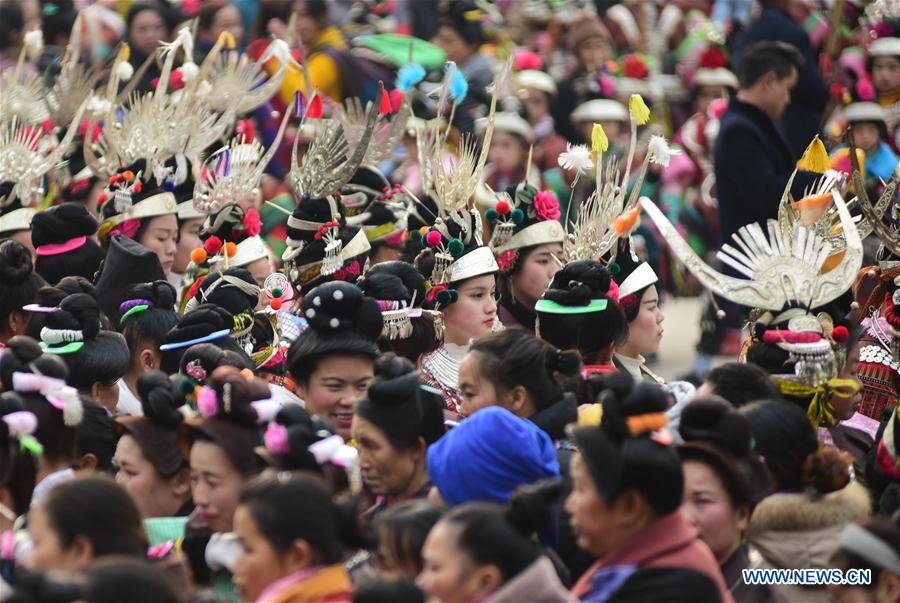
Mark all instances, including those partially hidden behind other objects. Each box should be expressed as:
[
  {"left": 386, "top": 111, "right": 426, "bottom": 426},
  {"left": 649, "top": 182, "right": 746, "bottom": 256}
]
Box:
[
  {"left": 302, "top": 282, "right": 383, "bottom": 341},
  {"left": 0, "top": 240, "right": 35, "bottom": 284},
  {"left": 206, "top": 366, "right": 269, "bottom": 428},
  {"left": 30, "top": 203, "right": 98, "bottom": 247},
  {"left": 165, "top": 304, "right": 234, "bottom": 346},
  {"left": 599, "top": 372, "right": 670, "bottom": 442},
  {"left": 544, "top": 261, "right": 612, "bottom": 307},
  {"left": 367, "top": 354, "right": 422, "bottom": 407},
  {"left": 547, "top": 348, "right": 582, "bottom": 377},
  {"left": 124, "top": 280, "right": 177, "bottom": 309},
  {"left": 802, "top": 447, "right": 853, "bottom": 494},
  {"left": 679, "top": 398, "right": 753, "bottom": 458},
  {"left": 48, "top": 293, "right": 101, "bottom": 340},
  {"left": 56, "top": 276, "right": 99, "bottom": 300},
  {"left": 196, "top": 269, "right": 259, "bottom": 316},
  {"left": 505, "top": 479, "right": 565, "bottom": 536},
  {"left": 358, "top": 261, "right": 426, "bottom": 307},
  {"left": 136, "top": 371, "right": 184, "bottom": 428}
]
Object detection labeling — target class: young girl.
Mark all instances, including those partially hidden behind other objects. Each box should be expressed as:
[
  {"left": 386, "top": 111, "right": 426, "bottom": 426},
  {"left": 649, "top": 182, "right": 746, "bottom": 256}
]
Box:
[{"left": 612, "top": 256, "right": 666, "bottom": 384}]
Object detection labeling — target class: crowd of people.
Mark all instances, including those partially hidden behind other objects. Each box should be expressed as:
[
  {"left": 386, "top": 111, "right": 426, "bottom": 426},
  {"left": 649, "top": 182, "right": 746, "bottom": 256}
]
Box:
[{"left": 0, "top": 0, "right": 899, "bottom": 602}]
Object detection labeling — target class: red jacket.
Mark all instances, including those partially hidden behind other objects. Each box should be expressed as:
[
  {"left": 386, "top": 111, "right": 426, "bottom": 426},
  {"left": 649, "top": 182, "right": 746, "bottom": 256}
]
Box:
[{"left": 571, "top": 511, "right": 734, "bottom": 603}]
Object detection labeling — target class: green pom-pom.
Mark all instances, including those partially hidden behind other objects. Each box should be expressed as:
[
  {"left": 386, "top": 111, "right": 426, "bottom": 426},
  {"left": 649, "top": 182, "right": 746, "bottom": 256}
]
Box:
[
  {"left": 485, "top": 208, "right": 499, "bottom": 223},
  {"left": 410, "top": 229, "right": 422, "bottom": 242},
  {"left": 436, "top": 289, "right": 451, "bottom": 304},
  {"left": 608, "top": 262, "right": 620, "bottom": 275},
  {"left": 272, "top": 287, "right": 283, "bottom": 298},
  {"left": 511, "top": 208, "right": 525, "bottom": 224},
  {"left": 179, "top": 379, "right": 195, "bottom": 395},
  {"left": 448, "top": 238, "right": 465, "bottom": 257},
  {"left": 448, "top": 289, "right": 459, "bottom": 303}
]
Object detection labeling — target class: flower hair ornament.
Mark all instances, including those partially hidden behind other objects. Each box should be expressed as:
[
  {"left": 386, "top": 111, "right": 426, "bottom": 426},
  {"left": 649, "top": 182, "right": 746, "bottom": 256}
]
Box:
[
  {"left": 486, "top": 172, "right": 565, "bottom": 254},
  {"left": 11, "top": 372, "right": 84, "bottom": 426},
  {"left": 2, "top": 401, "right": 43, "bottom": 458}
]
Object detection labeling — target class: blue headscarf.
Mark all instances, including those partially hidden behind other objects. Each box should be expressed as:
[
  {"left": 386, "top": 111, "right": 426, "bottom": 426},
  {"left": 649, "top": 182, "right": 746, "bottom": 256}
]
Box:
[{"left": 427, "top": 406, "right": 560, "bottom": 506}]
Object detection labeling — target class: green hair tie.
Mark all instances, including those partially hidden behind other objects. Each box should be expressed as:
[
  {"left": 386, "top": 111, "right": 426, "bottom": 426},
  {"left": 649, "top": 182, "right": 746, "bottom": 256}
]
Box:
[
  {"left": 20, "top": 434, "right": 43, "bottom": 457},
  {"left": 121, "top": 304, "right": 150, "bottom": 321},
  {"left": 40, "top": 341, "right": 85, "bottom": 355},
  {"left": 535, "top": 298, "right": 608, "bottom": 315}
]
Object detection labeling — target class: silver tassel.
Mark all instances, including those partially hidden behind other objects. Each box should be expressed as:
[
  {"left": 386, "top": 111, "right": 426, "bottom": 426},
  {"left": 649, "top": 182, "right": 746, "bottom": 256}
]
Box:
[
  {"left": 432, "top": 250, "right": 453, "bottom": 285},
  {"left": 321, "top": 239, "right": 343, "bottom": 276},
  {"left": 490, "top": 221, "right": 516, "bottom": 249}
]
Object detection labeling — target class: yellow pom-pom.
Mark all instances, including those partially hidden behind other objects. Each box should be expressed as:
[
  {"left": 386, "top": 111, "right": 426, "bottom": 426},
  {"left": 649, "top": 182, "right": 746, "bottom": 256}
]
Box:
[
  {"left": 578, "top": 403, "right": 603, "bottom": 426},
  {"left": 190, "top": 248, "right": 207, "bottom": 264},
  {"left": 419, "top": 226, "right": 429, "bottom": 236},
  {"left": 629, "top": 94, "right": 651, "bottom": 126},
  {"left": 225, "top": 241, "right": 238, "bottom": 257},
  {"left": 591, "top": 123, "right": 609, "bottom": 153},
  {"left": 118, "top": 44, "right": 131, "bottom": 62},
  {"left": 219, "top": 31, "right": 236, "bottom": 50},
  {"left": 797, "top": 135, "right": 829, "bottom": 174},
  {"left": 240, "top": 368, "right": 254, "bottom": 380}
]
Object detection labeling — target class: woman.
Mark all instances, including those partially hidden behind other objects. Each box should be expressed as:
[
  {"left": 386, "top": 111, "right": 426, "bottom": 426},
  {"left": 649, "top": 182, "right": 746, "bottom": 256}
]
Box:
[
  {"left": 180, "top": 366, "right": 268, "bottom": 599},
  {"left": 38, "top": 293, "right": 130, "bottom": 414},
  {"left": 182, "top": 268, "right": 262, "bottom": 355},
  {"left": 372, "top": 500, "right": 444, "bottom": 582},
  {"left": 487, "top": 181, "right": 565, "bottom": 333},
  {"left": 0, "top": 391, "right": 39, "bottom": 532},
  {"left": 171, "top": 205, "right": 205, "bottom": 301},
  {"left": 30, "top": 204, "right": 104, "bottom": 287},
  {"left": 678, "top": 398, "right": 775, "bottom": 603},
  {"left": 0, "top": 240, "right": 45, "bottom": 345},
  {"left": 536, "top": 261, "right": 628, "bottom": 375},
  {"left": 566, "top": 374, "right": 732, "bottom": 602},
  {"left": 353, "top": 354, "right": 445, "bottom": 518},
  {"left": 232, "top": 472, "right": 353, "bottom": 603},
  {"left": 114, "top": 371, "right": 192, "bottom": 520},
  {"left": 612, "top": 256, "right": 665, "bottom": 384},
  {"left": 741, "top": 399, "right": 871, "bottom": 603},
  {"left": 98, "top": 160, "right": 179, "bottom": 277},
  {"left": 26, "top": 476, "right": 147, "bottom": 574},
  {"left": 117, "top": 281, "right": 179, "bottom": 416},
  {"left": 125, "top": 1, "right": 177, "bottom": 94},
  {"left": 427, "top": 406, "right": 559, "bottom": 506},
  {"left": 515, "top": 70, "right": 569, "bottom": 174},
  {"left": 287, "top": 281, "right": 382, "bottom": 440},
  {"left": 357, "top": 261, "right": 442, "bottom": 365},
  {"left": 196, "top": 0, "right": 245, "bottom": 60},
  {"left": 417, "top": 483, "right": 575, "bottom": 603},
  {"left": 479, "top": 113, "right": 540, "bottom": 203},
  {"left": 160, "top": 304, "right": 252, "bottom": 375},
  {"left": 829, "top": 519, "right": 900, "bottom": 603}
]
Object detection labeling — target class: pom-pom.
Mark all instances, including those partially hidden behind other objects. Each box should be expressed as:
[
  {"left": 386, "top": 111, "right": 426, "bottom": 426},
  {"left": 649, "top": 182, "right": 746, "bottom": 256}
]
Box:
[
  {"left": 122, "top": 170, "right": 134, "bottom": 180},
  {"left": 436, "top": 289, "right": 451, "bottom": 304},
  {"left": 448, "top": 289, "right": 458, "bottom": 303},
  {"left": 270, "top": 298, "right": 282, "bottom": 311},
  {"left": 698, "top": 47, "right": 727, "bottom": 69},
  {"left": 191, "top": 248, "right": 207, "bottom": 264},
  {"left": 622, "top": 55, "right": 648, "bottom": 79},
  {"left": 115, "top": 60, "right": 134, "bottom": 82},
  {"left": 169, "top": 70, "right": 185, "bottom": 91},
  {"left": 379, "top": 83, "right": 393, "bottom": 115},
  {"left": 716, "top": 309, "right": 726, "bottom": 320},
  {"left": 797, "top": 135, "right": 829, "bottom": 174},
  {"left": 425, "top": 230, "right": 443, "bottom": 248},
  {"left": 197, "top": 386, "right": 218, "bottom": 418},
  {"left": 485, "top": 207, "right": 499, "bottom": 222},
  {"left": 204, "top": 236, "right": 223, "bottom": 255},
  {"left": 180, "top": 61, "right": 199, "bottom": 83},
  {"left": 448, "top": 239, "right": 464, "bottom": 257},
  {"left": 132, "top": 181, "right": 143, "bottom": 193},
  {"left": 511, "top": 208, "right": 525, "bottom": 224},
  {"left": 831, "top": 325, "right": 849, "bottom": 342},
  {"left": 608, "top": 262, "right": 620, "bottom": 275},
  {"left": 495, "top": 200, "right": 511, "bottom": 216},
  {"left": 591, "top": 123, "right": 608, "bottom": 153},
  {"left": 629, "top": 94, "right": 651, "bottom": 125},
  {"left": 397, "top": 63, "right": 426, "bottom": 93},
  {"left": 409, "top": 229, "right": 422, "bottom": 241},
  {"left": 97, "top": 192, "right": 107, "bottom": 205},
  {"left": 163, "top": 181, "right": 176, "bottom": 191},
  {"left": 447, "top": 63, "right": 469, "bottom": 103},
  {"left": 307, "top": 94, "right": 323, "bottom": 118},
  {"left": 272, "top": 287, "right": 283, "bottom": 298},
  {"left": 243, "top": 208, "right": 262, "bottom": 236},
  {"left": 856, "top": 77, "right": 876, "bottom": 102},
  {"left": 389, "top": 88, "right": 405, "bottom": 113},
  {"left": 225, "top": 241, "right": 238, "bottom": 257}
]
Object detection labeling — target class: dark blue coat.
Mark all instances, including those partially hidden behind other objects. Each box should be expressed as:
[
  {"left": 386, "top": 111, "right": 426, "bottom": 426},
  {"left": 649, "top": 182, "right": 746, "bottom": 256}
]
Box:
[
  {"left": 733, "top": 8, "right": 829, "bottom": 157},
  {"left": 714, "top": 98, "right": 817, "bottom": 241}
]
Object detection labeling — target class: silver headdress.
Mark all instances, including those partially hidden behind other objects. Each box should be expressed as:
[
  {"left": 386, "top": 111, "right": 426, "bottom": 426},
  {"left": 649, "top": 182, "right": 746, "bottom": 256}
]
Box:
[
  {"left": 849, "top": 133, "right": 900, "bottom": 256},
  {"left": 0, "top": 29, "right": 49, "bottom": 125},
  {"left": 204, "top": 39, "right": 291, "bottom": 115}
]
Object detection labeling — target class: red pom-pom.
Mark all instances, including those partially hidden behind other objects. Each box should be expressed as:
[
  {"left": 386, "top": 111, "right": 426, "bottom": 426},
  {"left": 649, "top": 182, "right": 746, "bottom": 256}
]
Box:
[
  {"left": 306, "top": 94, "right": 323, "bottom": 118},
  {"left": 204, "top": 236, "right": 223, "bottom": 255},
  {"left": 425, "top": 230, "right": 443, "bottom": 248},
  {"left": 389, "top": 88, "right": 405, "bottom": 113},
  {"left": 132, "top": 181, "right": 142, "bottom": 193},
  {"left": 108, "top": 176, "right": 118, "bottom": 185},
  {"left": 243, "top": 208, "right": 262, "bottom": 236},
  {"left": 235, "top": 119, "right": 255, "bottom": 143},
  {"left": 832, "top": 326, "right": 849, "bottom": 342},
  {"left": 40, "top": 118, "right": 55, "bottom": 135},
  {"left": 495, "top": 200, "right": 511, "bottom": 216},
  {"left": 379, "top": 83, "right": 393, "bottom": 115},
  {"left": 150, "top": 77, "right": 161, "bottom": 89},
  {"left": 270, "top": 298, "right": 282, "bottom": 311},
  {"left": 622, "top": 55, "right": 648, "bottom": 80},
  {"left": 97, "top": 192, "right": 107, "bottom": 205},
  {"left": 698, "top": 47, "right": 727, "bottom": 70},
  {"left": 513, "top": 49, "right": 543, "bottom": 71},
  {"left": 169, "top": 70, "right": 185, "bottom": 91}
]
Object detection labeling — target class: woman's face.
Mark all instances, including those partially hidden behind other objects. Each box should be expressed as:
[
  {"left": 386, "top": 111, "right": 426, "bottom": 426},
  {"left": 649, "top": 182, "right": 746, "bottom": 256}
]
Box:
[
  {"left": 873, "top": 56, "right": 900, "bottom": 93},
  {"left": 457, "top": 352, "right": 499, "bottom": 418},
  {"left": 850, "top": 122, "right": 882, "bottom": 155},
  {"left": 577, "top": 36, "right": 612, "bottom": 73},
  {"left": 293, "top": 0, "right": 323, "bottom": 48},
  {"left": 442, "top": 275, "right": 498, "bottom": 346},
  {"left": 247, "top": 256, "right": 274, "bottom": 309},
  {"left": 205, "top": 5, "right": 244, "bottom": 47},
  {"left": 173, "top": 218, "right": 203, "bottom": 275},
  {"left": 26, "top": 505, "right": 87, "bottom": 573},
  {"left": 233, "top": 505, "right": 296, "bottom": 603},
  {"left": 297, "top": 354, "right": 374, "bottom": 440},
  {"left": 696, "top": 84, "right": 727, "bottom": 114},
  {"left": 374, "top": 525, "right": 421, "bottom": 581},
  {"left": 509, "top": 243, "right": 563, "bottom": 309},
  {"left": 190, "top": 440, "right": 245, "bottom": 533},
  {"left": 352, "top": 415, "right": 423, "bottom": 498},
  {"left": 129, "top": 9, "right": 168, "bottom": 57},
  {"left": 433, "top": 26, "right": 476, "bottom": 65},
  {"left": 680, "top": 460, "right": 747, "bottom": 564},
  {"left": 622, "top": 286, "right": 664, "bottom": 356},
  {"left": 829, "top": 340, "right": 863, "bottom": 422},
  {"left": 114, "top": 434, "right": 187, "bottom": 519},
  {"left": 417, "top": 521, "right": 495, "bottom": 603},
  {"left": 488, "top": 132, "right": 527, "bottom": 174},
  {"left": 523, "top": 90, "right": 551, "bottom": 123},
  {"left": 564, "top": 453, "right": 622, "bottom": 559},
  {"left": 138, "top": 214, "right": 178, "bottom": 275}
]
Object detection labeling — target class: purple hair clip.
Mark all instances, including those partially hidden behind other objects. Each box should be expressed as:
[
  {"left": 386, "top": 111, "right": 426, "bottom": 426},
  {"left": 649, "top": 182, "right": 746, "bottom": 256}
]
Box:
[{"left": 119, "top": 298, "right": 155, "bottom": 314}]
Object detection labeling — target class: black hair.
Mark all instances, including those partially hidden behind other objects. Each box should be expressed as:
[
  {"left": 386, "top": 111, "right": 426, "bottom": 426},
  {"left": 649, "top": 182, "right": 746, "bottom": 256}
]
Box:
[
  {"left": 160, "top": 304, "right": 252, "bottom": 374},
  {"left": 40, "top": 0, "right": 78, "bottom": 47},
  {"left": 356, "top": 354, "right": 445, "bottom": 450},
  {"left": 572, "top": 373, "right": 684, "bottom": 516},
  {"left": 538, "top": 261, "right": 628, "bottom": 363},
  {"left": 239, "top": 472, "right": 344, "bottom": 564},
  {"left": 0, "top": 337, "right": 75, "bottom": 466},
  {"left": 30, "top": 204, "right": 104, "bottom": 287},
  {"left": 0, "top": 1, "right": 24, "bottom": 52},
  {"left": 741, "top": 399, "right": 851, "bottom": 493},
  {"left": 440, "top": 480, "right": 563, "bottom": 583},
  {"left": 353, "top": 578, "right": 425, "bottom": 603},
  {"left": 295, "top": 0, "right": 330, "bottom": 23},
  {"left": 119, "top": 281, "right": 179, "bottom": 368},
  {"left": 702, "top": 362, "right": 781, "bottom": 408},
  {"left": 40, "top": 476, "right": 147, "bottom": 559},
  {"left": 438, "top": 0, "right": 485, "bottom": 47},
  {"left": 266, "top": 403, "right": 331, "bottom": 472},
  {"left": 126, "top": 0, "right": 179, "bottom": 34},
  {"left": 737, "top": 41, "right": 805, "bottom": 89},
  {"left": 0, "top": 392, "right": 38, "bottom": 515},
  {"left": 250, "top": 0, "right": 293, "bottom": 41},
  {"left": 192, "top": 268, "right": 259, "bottom": 316},
  {"left": 0, "top": 240, "right": 46, "bottom": 333},
  {"left": 83, "top": 556, "right": 182, "bottom": 603},
  {"left": 176, "top": 341, "right": 252, "bottom": 379},
  {"left": 77, "top": 400, "right": 117, "bottom": 472},
  {"left": 373, "top": 500, "right": 444, "bottom": 577},
  {"left": 831, "top": 518, "right": 900, "bottom": 590},
  {"left": 467, "top": 328, "right": 581, "bottom": 412},
  {"left": 24, "top": 277, "right": 106, "bottom": 341}
]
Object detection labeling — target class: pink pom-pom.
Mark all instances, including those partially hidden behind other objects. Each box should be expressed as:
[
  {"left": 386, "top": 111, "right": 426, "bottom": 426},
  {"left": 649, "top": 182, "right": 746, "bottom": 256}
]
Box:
[
  {"left": 197, "top": 386, "right": 218, "bottom": 418},
  {"left": 425, "top": 230, "right": 443, "bottom": 248},
  {"left": 514, "top": 50, "right": 543, "bottom": 71},
  {"left": 243, "top": 208, "right": 262, "bottom": 236},
  {"left": 856, "top": 77, "right": 876, "bottom": 102},
  {"left": 3, "top": 411, "right": 37, "bottom": 438},
  {"left": 251, "top": 399, "right": 281, "bottom": 423},
  {"left": 264, "top": 422, "right": 289, "bottom": 455},
  {"left": 607, "top": 279, "right": 620, "bottom": 303}
]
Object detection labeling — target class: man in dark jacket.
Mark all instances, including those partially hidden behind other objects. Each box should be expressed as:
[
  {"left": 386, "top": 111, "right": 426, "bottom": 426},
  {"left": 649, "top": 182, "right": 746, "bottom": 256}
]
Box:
[
  {"left": 715, "top": 41, "right": 818, "bottom": 241},
  {"left": 733, "top": 0, "right": 830, "bottom": 156}
]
